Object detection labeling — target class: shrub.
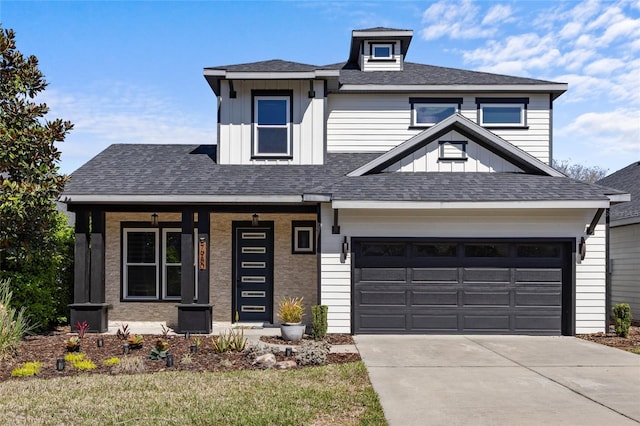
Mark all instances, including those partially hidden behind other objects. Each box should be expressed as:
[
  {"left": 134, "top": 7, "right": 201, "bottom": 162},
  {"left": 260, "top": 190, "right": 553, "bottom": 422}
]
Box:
[
  {"left": 65, "top": 336, "right": 81, "bottom": 352},
  {"left": 244, "top": 342, "right": 281, "bottom": 361},
  {"left": 64, "top": 352, "right": 86, "bottom": 363},
  {"left": 212, "top": 329, "right": 247, "bottom": 353},
  {"left": 0, "top": 278, "right": 34, "bottom": 360},
  {"left": 75, "top": 320, "right": 89, "bottom": 338},
  {"left": 311, "top": 305, "right": 328, "bottom": 339},
  {"left": 116, "top": 323, "right": 130, "bottom": 340},
  {"left": 127, "top": 334, "right": 144, "bottom": 349},
  {"left": 10, "top": 361, "right": 41, "bottom": 377},
  {"left": 613, "top": 303, "right": 632, "bottom": 338},
  {"left": 73, "top": 359, "right": 97, "bottom": 370},
  {"left": 103, "top": 357, "right": 120, "bottom": 366},
  {"left": 149, "top": 338, "right": 170, "bottom": 360},
  {"left": 296, "top": 340, "right": 330, "bottom": 366},
  {"left": 277, "top": 297, "right": 304, "bottom": 323}
]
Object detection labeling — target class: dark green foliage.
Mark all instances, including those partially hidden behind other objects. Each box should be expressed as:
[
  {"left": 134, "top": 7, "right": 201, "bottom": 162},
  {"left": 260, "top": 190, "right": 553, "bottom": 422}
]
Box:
[
  {"left": 613, "top": 303, "right": 632, "bottom": 338},
  {"left": 0, "top": 26, "right": 74, "bottom": 333},
  {"left": 149, "top": 338, "right": 170, "bottom": 360},
  {"left": 296, "top": 340, "right": 330, "bottom": 366},
  {"left": 311, "top": 305, "right": 328, "bottom": 340}
]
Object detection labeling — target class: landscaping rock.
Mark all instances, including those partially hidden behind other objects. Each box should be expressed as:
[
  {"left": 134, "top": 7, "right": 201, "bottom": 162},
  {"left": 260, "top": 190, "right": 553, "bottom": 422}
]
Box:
[
  {"left": 254, "top": 353, "right": 276, "bottom": 368},
  {"left": 275, "top": 360, "right": 297, "bottom": 369}
]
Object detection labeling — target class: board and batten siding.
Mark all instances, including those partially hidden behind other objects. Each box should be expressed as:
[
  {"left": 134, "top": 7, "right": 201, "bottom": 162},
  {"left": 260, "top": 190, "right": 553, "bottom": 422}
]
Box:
[
  {"left": 326, "top": 93, "right": 551, "bottom": 164},
  {"left": 610, "top": 223, "right": 640, "bottom": 320},
  {"left": 217, "top": 79, "right": 325, "bottom": 165},
  {"left": 320, "top": 205, "right": 606, "bottom": 334},
  {"left": 384, "top": 130, "right": 524, "bottom": 173}
]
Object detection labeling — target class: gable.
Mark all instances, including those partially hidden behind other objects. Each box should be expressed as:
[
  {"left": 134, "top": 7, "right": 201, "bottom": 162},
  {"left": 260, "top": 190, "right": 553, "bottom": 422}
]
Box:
[{"left": 384, "top": 129, "right": 523, "bottom": 173}]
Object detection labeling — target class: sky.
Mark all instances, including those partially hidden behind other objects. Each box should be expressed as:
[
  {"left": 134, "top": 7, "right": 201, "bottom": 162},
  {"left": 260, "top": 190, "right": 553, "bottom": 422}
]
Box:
[{"left": 1, "top": 0, "right": 638, "bottom": 175}]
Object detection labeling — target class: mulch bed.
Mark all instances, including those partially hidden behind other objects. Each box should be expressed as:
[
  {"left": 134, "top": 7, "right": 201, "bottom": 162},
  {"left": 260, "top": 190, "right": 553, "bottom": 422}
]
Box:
[
  {"left": 577, "top": 325, "right": 640, "bottom": 353},
  {"left": 0, "top": 331, "right": 360, "bottom": 382}
]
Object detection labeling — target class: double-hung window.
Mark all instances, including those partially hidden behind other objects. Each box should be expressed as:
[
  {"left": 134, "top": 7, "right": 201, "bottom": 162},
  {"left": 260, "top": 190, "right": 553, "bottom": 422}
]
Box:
[
  {"left": 253, "top": 91, "right": 292, "bottom": 157},
  {"left": 123, "top": 225, "right": 198, "bottom": 301},
  {"left": 410, "top": 98, "right": 462, "bottom": 127},
  {"left": 477, "top": 97, "right": 529, "bottom": 127}
]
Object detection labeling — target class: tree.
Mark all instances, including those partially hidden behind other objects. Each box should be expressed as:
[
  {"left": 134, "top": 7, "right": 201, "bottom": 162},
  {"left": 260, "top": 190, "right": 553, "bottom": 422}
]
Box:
[
  {"left": 0, "top": 26, "right": 74, "bottom": 330},
  {"left": 552, "top": 159, "right": 608, "bottom": 183}
]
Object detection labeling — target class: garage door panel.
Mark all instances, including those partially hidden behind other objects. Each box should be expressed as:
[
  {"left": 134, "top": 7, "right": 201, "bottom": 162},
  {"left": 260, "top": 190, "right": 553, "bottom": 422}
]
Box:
[
  {"left": 463, "top": 314, "right": 511, "bottom": 330},
  {"left": 515, "top": 290, "right": 562, "bottom": 307},
  {"left": 411, "top": 290, "right": 458, "bottom": 306},
  {"left": 515, "top": 268, "right": 562, "bottom": 282},
  {"left": 359, "top": 289, "right": 406, "bottom": 306},
  {"left": 412, "top": 268, "right": 458, "bottom": 282},
  {"left": 360, "top": 268, "right": 406, "bottom": 282},
  {"left": 463, "top": 291, "right": 510, "bottom": 306},
  {"left": 463, "top": 268, "right": 510, "bottom": 282},
  {"left": 358, "top": 313, "right": 407, "bottom": 331},
  {"left": 411, "top": 314, "right": 459, "bottom": 331},
  {"left": 515, "top": 314, "right": 561, "bottom": 331}
]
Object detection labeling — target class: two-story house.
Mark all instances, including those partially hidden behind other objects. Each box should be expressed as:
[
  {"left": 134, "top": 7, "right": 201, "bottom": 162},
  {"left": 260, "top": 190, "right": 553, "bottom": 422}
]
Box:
[{"left": 63, "top": 28, "right": 628, "bottom": 335}]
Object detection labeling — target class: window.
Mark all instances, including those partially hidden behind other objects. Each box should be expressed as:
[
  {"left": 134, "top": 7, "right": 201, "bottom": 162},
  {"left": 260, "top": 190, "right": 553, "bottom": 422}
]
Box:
[
  {"left": 409, "top": 98, "right": 462, "bottom": 127},
  {"left": 439, "top": 141, "right": 467, "bottom": 161},
  {"left": 123, "top": 226, "right": 198, "bottom": 301},
  {"left": 253, "top": 93, "right": 291, "bottom": 157},
  {"left": 476, "top": 97, "right": 529, "bottom": 127},
  {"left": 292, "top": 221, "right": 316, "bottom": 254},
  {"left": 371, "top": 43, "right": 393, "bottom": 59}
]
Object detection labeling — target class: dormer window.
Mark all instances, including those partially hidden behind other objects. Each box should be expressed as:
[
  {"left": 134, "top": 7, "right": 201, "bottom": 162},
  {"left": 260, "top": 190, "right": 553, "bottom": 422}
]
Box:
[
  {"left": 371, "top": 43, "right": 393, "bottom": 59},
  {"left": 410, "top": 98, "right": 462, "bottom": 127},
  {"left": 253, "top": 90, "right": 293, "bottom": 158}
]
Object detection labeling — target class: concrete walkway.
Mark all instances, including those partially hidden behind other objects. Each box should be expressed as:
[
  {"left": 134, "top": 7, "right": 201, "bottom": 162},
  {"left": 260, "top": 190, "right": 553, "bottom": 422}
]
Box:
[{"left": 354, "top": 335, "right": 640, "bottom": 426}]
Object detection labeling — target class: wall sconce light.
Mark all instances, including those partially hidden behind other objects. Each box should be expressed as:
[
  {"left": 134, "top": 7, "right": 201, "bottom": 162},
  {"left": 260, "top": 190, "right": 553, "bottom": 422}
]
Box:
[
  {"left": 252, "top": 213, "right": 259, "bottom": 227},
  {"left": 151, "top": 213, "right": 159, "bottom": 227},
  {"left": 342, "top": 236, "right": 349, "bottom": 257},
  {"left": 579, "top": 237, "right": 587, "bottom": 261}
]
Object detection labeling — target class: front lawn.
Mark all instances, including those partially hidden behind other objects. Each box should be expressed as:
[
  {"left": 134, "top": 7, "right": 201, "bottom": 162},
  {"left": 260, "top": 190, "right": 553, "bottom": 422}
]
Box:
[{"left": 0, "top": 361, "right": 386, "bottom": 425}]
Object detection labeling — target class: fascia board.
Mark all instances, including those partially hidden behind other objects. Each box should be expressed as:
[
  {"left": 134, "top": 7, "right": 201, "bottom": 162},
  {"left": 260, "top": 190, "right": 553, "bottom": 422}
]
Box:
[
  {"left": 607, "top": 193, "right": 631, "bottom": 203},
  {"left": 206, "top": 70, "right": 341, "bottom": 80},
  {"left": 352, "top": 30, "right": 413, "bottom": 38},
  {"left": 331, "top": 200, "right": 611, "bottom": 209},
  {"left": 60, "top": 194, "right": 304, "bottom": 204},
  {"left": 611, "top": 216, "right": 640, "bottom": 227},
  {"left": 337, "top": 84, "right": 568, "bottom": 94}
]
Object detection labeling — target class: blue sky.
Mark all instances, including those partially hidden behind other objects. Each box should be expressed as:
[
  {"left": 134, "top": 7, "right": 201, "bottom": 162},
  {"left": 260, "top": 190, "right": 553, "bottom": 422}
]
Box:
[{"left": 1, "top": 0, "right": 638, "bottom": 175}]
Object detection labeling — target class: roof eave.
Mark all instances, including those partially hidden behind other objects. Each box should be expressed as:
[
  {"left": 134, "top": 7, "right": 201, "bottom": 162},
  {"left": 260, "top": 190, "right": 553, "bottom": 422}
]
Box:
[
  {"left": 336, "top": 84, "right": 568, "bottom": 98},
  {"left": 331, "top": 200, "right": 611, "bottom": 209}
]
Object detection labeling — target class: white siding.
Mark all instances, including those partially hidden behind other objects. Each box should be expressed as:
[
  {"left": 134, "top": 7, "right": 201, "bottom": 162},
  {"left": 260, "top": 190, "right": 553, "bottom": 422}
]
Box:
[
  {"left": 217, "top": 79, "right": 325, "bottom": 165},
  {"left": 320, "top": 205, "right": 605, "bottom": 334},
  {"left": 384, "top": 130, "right": 523, "bottom": 173},
  {"left": 326, "top": 93, "right": 551, "bottom": 163},
  {"left": 360, "top": 41, "right": 403, "bottom": 71},
  {"left": 610, "top": 223, "right": 640, "bottom": 320}
]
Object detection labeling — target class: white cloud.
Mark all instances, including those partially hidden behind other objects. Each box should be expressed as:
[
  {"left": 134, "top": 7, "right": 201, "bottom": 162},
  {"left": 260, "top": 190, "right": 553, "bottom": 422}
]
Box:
[
  {"left": 482, "top": 4, "right": 513, "bottom": 25},
  {"left": 421, "top": 0, "right": 497, "bottom": 40},
  {"left": 583, "top": 58, "right": 626, "bottom": 75}
]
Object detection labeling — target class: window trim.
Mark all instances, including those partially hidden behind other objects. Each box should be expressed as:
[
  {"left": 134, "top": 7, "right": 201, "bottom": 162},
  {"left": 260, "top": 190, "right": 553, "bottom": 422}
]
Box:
[
  {"left": 438, "top": 140, "right": 468, "bottom": 161},
  {"left": 476, "top": 97, "right": 529, "bottom": 128},
  {"left": 123, "top": 228, "right": 159, "bottom": 300},
  {"left": 370, "top": 42, "right": 394, "bottom": 59},
  {"left": 292, "top": 220, "right": 316, "bottom": 254},
  {"left": 161, "top": 228, "right": 198, "bottom": 301},
  {"left": 409, "top": 98, "right": 462, "bottom": 128},
  {"left": 252, "top": 90, "right": 293, "bottom": 159}
]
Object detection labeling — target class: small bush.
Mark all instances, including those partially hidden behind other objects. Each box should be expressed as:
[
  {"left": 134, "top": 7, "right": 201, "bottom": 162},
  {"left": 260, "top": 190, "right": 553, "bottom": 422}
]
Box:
[
  {"left": 244, "top": 342, "right": 281, "bottom": 361},
  {"left": 65, "top": 336, "right": 81, "bottom": 352},
  {"left": 64, "top": 352, "right": 86, "bottom": 363},
  {"left": 149, "top": 338, "right": 170, "bottom": 360},
  {"left": 0, "top": 278, "right": 34, "bottom": 360},
  {"left": 127, "top": 334, "right": 144, "bottom": 349},
  {"left": 311, "top": 305, "right": 328, "bottom": 339},
  {"left": 73, "top": 359, "right": 97, "bottom": 370},
  {"left": 10, "top": 361, "right": 41, "bottom": 377},
  {"left": 296, "top": 340, "right": 330, "bottom": 366},
  {"left": 103, "top": 357, "right": 120, "bottom": 366},
  {"left": 613, "top": 303, "right": 632, "bottom": 338},
  {"left": 116, "top": 323, "right": 130, "bottom": 340},
  {"left": 212, "top": 329, "right": 247, "bottom": 353},
  {"left": 277, "top": 297, "right": 304, "bottom": 323}
]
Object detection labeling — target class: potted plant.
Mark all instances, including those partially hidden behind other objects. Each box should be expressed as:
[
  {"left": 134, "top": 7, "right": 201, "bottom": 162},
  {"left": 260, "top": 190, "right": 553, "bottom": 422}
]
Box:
[{"left": 278, "top": 297, "right": 305, "bottom": 342}]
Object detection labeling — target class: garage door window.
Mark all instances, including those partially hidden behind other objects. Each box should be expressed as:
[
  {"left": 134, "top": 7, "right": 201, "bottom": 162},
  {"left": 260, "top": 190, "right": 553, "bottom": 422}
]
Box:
[
  {"left": 464, "top": 243, "right": 508, "bottom": 257},
  {"left": 414, "top": 243, "right": 457, "bottom": 257},
  {"left": 516, "top": 243, "right": 562, "bottom": 258},
  {"left": 361, "top": 243, "right": 405, "bottom": 257}
]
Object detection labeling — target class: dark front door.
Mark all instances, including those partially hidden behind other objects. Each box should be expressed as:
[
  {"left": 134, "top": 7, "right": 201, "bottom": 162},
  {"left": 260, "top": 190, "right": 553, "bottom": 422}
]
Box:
[{"left": 234, "top": 225, "right": 274, "bottom": 323}]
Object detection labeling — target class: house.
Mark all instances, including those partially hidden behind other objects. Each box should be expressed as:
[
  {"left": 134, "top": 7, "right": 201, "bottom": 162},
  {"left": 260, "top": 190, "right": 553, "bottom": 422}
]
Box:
[
  {"left": 62, "top": 27, "right": 629, "bottom": 335},
  {"left": 596, "top": 162, "right": 640, "bottom": 321}
]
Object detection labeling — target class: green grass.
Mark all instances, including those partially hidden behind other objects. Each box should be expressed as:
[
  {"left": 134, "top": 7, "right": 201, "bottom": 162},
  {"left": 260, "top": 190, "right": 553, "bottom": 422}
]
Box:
[{"left": 0, "top": 361, "right": 386, "bottom": 425}]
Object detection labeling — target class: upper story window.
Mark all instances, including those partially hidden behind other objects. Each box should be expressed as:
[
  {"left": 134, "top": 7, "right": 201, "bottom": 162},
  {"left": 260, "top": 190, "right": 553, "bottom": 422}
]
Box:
[
  {"left": 476, "top": 97, "right": 529, "bottom": 128},
  {"left": 371, "top": 43, "right": 393, "bottom": 59},
  {"left": 253, "top": 90, "right": 292, "bottom": 158},
  {"left": 410, "top": 98, "right": 462, "bottom": 127}
]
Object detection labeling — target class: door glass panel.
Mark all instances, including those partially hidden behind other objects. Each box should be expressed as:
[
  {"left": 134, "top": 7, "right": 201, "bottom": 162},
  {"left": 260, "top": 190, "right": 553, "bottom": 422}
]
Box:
[
  {"left": 464, "top": 243, "right": 508, "bottom": 257},
  {"left": 360, "top": 243, "right": 405, "bottom": 257},
  {"left": 414, "top": 243, "right": 457, "bottom": 257},
  {"left": 242, "top": 232, "right": 266, "bottom": 239}
]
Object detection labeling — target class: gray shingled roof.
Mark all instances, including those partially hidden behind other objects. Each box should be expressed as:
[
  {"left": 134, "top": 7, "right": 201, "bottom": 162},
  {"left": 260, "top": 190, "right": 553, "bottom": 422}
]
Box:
[
  {"left": 205, "top": 59, "right": 323, "bottom": 73},
  {"left": 313, "top": 172, "right": 619, "bottom": 202},
  {"left": 596, "top": 161, "right": 640, "bottom": 221},
  {"left": 64, "top": 144, "right": 621, "bottom": 205},
  {"left": 355, "top": 27, "right": 412, "bottom": 32}
]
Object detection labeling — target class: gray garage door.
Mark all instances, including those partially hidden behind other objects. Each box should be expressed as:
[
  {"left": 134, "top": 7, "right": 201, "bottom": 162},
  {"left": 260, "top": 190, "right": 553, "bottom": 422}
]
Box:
[{"left": 353, "top": 239, "right": 571, "bottom": 335}]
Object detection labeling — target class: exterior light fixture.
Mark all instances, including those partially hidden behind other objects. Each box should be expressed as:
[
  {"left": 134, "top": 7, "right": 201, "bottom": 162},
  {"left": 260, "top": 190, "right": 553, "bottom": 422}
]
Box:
[
  {"left": 56, "top": 359, "right": 65, "bottom": 371},
  {"left": 166, "top": 353, "right": 174, "bottom": 367},
  {"left": 151, "top": 213, "right": 159, "bottom": 227},
  {"left": 97, "top": 338, "right": 104, "bottom": 348},
  {"left": 252, "top": 213, "right": 259, "bottom": 227}
]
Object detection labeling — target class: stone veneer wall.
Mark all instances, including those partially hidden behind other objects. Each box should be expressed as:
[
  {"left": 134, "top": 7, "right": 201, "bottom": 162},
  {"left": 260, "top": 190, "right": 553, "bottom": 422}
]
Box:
[
  {"left": 105, "top": 212, "right": 317, "bottom": 326},
  {"left": 210, "top": 213, "right": 318, "bottom": 323}
]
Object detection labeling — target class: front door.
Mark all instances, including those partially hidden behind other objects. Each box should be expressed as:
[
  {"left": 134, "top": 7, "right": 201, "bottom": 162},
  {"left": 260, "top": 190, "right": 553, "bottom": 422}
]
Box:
[{"left": 234, "top": 225, "right": 273, "bottom": 323}]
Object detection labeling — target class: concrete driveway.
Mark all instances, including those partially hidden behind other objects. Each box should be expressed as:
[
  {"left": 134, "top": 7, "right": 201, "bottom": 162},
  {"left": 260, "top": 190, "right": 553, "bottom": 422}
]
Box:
[{"left": 354, "top": 335, "right": 640, "bottom": 425}]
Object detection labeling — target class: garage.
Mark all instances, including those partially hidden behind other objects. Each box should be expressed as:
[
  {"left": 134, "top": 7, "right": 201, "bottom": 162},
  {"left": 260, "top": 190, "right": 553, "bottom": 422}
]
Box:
[{"left": 353, "top": 239, "right": 573, "bottom": 335}]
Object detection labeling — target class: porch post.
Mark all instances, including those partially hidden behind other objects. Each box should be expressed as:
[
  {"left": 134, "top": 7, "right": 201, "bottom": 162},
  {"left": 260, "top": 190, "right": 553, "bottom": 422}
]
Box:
[
  {"left": 196, "top": 207, "right": 210, "bottom": 304},
  {"left": 180, "top": 208, "right": 195, "bottom": 304},
  {"left": 73, "top": 210, "right": 90, "bottom": 304},
  {"left": 89, "top": 210, "right": 105, "bottom": 304}
]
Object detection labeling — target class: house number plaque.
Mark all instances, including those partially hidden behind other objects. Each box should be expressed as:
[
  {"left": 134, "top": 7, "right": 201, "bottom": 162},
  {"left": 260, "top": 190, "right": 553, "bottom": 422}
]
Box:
[{"left": 198, "top": 238, "right": 207, "bottom": 270}]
